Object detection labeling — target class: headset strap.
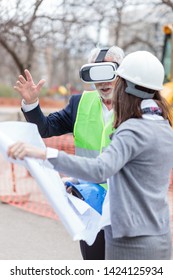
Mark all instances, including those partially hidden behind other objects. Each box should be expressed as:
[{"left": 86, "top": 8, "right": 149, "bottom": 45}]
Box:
[
  {"left": 125, "top": 80, "right": 155, "bottom": 99},
  {"left": 95, "top": 48, "right": 109, "bottom": 63}
]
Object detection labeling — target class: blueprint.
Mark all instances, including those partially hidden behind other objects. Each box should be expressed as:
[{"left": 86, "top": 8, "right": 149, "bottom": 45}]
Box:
[{"left": 0, "top": 121, "right": 110, "bottom": 245}]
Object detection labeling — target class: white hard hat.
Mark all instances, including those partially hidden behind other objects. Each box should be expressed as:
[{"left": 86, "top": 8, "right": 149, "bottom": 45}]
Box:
[{"left": 116, "top": 51, "right": 164, "bottom": 98}]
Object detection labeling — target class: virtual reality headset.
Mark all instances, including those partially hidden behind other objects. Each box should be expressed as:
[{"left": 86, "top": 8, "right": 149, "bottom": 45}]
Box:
[{"left": 79, "top": 62, "right": 118, "bottom": 83}]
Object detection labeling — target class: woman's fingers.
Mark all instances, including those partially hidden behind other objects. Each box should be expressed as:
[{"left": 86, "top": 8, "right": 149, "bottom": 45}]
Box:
[
  {"left": 8, "top": 142, "right": 46, "bottom": 160},
  {"left": 8, "top": 142, "right": 23, "bottom": 159}
]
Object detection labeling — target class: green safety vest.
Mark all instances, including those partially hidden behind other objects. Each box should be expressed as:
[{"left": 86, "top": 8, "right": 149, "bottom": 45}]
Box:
[{"left": 74, "top": 90, "right": 115, "bottom": 190}]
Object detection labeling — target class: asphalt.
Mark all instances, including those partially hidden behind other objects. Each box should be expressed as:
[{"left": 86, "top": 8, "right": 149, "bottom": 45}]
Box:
[{"left": 0, "top": 202, "right": 82, "bottom": 260}]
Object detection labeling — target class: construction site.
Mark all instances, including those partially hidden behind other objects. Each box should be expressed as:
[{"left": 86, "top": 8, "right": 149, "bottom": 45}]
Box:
[
  {"left": 0, "top": 1, "right": 173, "bottom": 262},
  {"left": 0, "top": 102, "right": 173, "bottom": 260}
]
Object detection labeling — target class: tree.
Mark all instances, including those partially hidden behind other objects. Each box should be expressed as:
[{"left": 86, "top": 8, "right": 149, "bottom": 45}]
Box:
[
  {"left": 0, "top": 0, "right": 173, "bottom": 88},
  {"left": 161, "top": 0, "right": 173, "bottom": 9},
  {"left": 0, "top": 0, "right": 65, "bottom": 76}
]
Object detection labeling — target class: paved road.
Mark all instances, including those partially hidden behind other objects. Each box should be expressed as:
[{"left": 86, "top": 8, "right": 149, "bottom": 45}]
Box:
[{"left": 0, "top": 202, "right": 82, "bottom": 260}]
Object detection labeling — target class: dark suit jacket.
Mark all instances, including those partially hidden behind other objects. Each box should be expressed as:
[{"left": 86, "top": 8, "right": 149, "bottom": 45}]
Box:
[{"left": 22, "top": 94, "right": 82, "bottom": 138}]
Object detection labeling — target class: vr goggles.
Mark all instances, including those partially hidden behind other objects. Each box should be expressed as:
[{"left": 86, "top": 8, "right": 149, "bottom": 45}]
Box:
[
  {"left": 79, "top": 47, "right": 119, "bottom": 83},
  {"left": 79, "top": 62, "right": 118, "bottom": 83}
]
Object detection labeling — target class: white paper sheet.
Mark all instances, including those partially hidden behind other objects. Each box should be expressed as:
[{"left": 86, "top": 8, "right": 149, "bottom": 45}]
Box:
[{"left": 0, "top": 121, "right": 110, "bottom": 245}]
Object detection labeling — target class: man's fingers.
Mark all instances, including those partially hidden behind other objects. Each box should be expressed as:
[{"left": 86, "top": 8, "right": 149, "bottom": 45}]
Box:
[
  {"left": 37, "top": 79, "right": 45, "bottom": 91},
  {"left": 24, "top": 69, "right": 33, "bottom": 83},
  {"left": 14, "top": 85, "right": 21, "bottom": 92},
  {"left": 18, "top": 75, "right": 26, "bottom": 84},
  {"left": 15, "top": 81, "right": 23, "bottom": 88}
]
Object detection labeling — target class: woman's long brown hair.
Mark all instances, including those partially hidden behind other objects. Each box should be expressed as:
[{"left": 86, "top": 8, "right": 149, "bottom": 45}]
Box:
[{"left": 112, "top": 77, "right": 172, "bottom": 129}]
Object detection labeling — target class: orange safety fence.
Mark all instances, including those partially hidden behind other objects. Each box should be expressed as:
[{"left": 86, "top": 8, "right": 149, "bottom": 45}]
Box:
[
  {"left": 0, "top": 134, "right": 173, "bottom": 241},
  {"left": 0, "top": 134, "right": 74, "bottom": 220}
]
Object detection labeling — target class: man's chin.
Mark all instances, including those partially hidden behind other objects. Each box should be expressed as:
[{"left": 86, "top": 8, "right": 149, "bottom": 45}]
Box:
[
  {"left": 96, "top": 88, "right": 114, "bottom": 100},
  {"left": 100, "top": 92, "right": 113, "bottom": 100}
]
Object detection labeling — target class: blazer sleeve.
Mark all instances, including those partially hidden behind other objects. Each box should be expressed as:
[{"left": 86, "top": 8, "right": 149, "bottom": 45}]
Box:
[{"left": 22, "top": 94, "right": 81, "bottom": 138}]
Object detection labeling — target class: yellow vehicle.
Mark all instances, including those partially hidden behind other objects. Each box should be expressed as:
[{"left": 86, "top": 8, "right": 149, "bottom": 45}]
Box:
[{"left": 161, "top": 23, "right": 173, "bottom": 123}]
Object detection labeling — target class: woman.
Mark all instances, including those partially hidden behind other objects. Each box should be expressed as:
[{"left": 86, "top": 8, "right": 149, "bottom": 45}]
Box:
[{"left": 8, "top": 51, "right": 173, "bottom": 259}]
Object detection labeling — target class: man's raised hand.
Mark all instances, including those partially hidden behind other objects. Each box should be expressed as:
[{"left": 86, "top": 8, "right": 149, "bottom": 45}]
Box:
[{"left": 14, "top": 69, "right": 45, "bottom": 104}]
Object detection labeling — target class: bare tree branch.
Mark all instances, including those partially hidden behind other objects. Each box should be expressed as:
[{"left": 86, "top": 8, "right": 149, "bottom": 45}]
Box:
[{"left": 161, "top": 0, "right": 173, "bottom": 9}]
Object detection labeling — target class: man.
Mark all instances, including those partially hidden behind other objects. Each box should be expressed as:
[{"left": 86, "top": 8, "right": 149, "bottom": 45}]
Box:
[{"left": 14, "top": 46, "right": 124, "bottom": 260}]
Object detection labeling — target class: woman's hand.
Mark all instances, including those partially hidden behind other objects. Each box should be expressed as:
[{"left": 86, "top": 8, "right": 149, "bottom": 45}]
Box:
[{"left": 8, "top": 142, "right": 46, "bottom": 160}]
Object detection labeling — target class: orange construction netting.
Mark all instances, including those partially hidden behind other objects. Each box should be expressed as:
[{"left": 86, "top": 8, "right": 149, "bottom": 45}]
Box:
[{"left": 0, "top": 134, "right": 74, "bottom": 220}]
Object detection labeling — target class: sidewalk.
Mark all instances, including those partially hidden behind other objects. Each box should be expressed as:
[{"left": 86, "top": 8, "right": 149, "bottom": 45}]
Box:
[{"left": 0, "top": 202, "right": 82, "bottom": 260}]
